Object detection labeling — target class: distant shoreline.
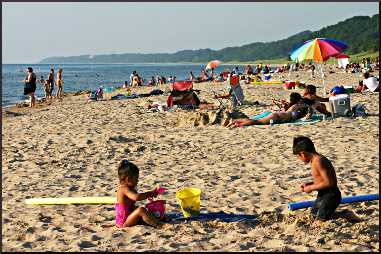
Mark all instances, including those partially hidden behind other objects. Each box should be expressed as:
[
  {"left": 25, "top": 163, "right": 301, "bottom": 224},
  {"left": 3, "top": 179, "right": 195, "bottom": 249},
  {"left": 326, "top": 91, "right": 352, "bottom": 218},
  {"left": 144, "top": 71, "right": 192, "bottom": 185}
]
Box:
[{"left": 6, "top": 50, "right": 379, "bottom": 66}]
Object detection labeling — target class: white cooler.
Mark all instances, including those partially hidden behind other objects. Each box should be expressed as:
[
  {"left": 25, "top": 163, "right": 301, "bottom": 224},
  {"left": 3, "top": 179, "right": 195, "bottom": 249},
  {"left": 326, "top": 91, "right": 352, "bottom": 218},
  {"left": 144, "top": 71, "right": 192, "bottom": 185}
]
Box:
[{"left": 329, "top": 94, "right": 351, "bottom": 117}]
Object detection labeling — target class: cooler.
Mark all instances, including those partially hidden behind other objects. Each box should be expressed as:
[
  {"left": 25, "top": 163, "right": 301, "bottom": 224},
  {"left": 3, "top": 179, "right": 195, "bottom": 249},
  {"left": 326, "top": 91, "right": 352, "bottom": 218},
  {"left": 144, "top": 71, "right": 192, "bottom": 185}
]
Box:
[{"left": 329, "top": 94, "right": 351, "bottom": 117}]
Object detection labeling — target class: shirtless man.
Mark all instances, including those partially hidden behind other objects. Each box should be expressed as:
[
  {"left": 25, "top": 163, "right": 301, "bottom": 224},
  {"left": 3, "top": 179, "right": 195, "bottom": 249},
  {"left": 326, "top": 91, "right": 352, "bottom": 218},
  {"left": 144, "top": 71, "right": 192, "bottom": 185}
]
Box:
[
  {"left": 293, "top": 136, "right": 341, "bottom": 223},
  {"left": 56, "top": 68, "right": 63, "bottom": 100},
  {"left": 301, "top": 85, "right": 331, "bottom": 116},
  {"left": 47, "top": 69, "right": 54, "bottom": 99},
  {"left": 23, "top": 67, "right": 37, "bottom": 108}
]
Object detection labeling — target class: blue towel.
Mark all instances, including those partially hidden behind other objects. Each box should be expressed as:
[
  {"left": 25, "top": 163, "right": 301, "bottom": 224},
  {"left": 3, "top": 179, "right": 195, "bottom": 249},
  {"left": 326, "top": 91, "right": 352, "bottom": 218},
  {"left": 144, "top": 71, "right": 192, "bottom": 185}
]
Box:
[
  {"left": 167, "top": 211, "right": 258, "bottom": 223},
  {"left": 251, "top": 111, "right": 272, "bottom": 121}
]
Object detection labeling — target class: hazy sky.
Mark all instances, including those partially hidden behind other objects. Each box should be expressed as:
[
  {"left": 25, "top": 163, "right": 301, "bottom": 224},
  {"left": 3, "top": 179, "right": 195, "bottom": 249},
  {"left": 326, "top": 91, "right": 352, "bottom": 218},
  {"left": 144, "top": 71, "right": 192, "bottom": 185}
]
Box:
[{"left": 2, "top": 2, "right": 379, "bottom": 63}]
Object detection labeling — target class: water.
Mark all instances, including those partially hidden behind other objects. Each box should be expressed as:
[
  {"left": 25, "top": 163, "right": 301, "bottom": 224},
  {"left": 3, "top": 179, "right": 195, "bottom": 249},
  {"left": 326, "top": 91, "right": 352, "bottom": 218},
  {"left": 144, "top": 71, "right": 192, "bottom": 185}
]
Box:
[{"left": 2, "top": 63, "right": 242, "bottom": 107}]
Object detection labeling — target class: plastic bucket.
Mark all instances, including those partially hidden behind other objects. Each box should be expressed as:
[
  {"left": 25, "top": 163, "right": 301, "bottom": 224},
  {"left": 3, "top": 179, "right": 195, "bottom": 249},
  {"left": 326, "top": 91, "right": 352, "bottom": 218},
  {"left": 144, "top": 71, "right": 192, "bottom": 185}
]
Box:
[
  {"left": 145, "top": 200, "right": 166, "bottom": 219},
  {"left": 176, "top": 187, "right": 201, "bottom": 218}
]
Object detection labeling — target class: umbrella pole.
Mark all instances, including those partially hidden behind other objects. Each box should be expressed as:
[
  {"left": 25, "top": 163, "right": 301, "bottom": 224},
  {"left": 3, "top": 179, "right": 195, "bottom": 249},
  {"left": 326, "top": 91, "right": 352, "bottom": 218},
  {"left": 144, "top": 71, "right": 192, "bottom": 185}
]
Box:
[
  {"left": 321, "top": 63, "right": 326, "bottom": 96},
  {"left": 288, "top": 63, "right": 293, "bottom": 80}
]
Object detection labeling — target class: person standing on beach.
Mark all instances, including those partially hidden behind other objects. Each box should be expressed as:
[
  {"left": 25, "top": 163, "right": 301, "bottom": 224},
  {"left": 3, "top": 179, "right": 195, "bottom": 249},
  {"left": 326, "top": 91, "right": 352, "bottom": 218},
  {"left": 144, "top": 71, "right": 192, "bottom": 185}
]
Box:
[
  {"left": 47, "top": 68, "right": 55, "bottom": 99},
  {"left": 293, "top": 136, "right": 341, "bottom": 225},
  {"left": 23, "top": 67, "right": 37, "bottom": 108},
  {"left": 56, "top": 68, "right": 63, "bottom": 100}
]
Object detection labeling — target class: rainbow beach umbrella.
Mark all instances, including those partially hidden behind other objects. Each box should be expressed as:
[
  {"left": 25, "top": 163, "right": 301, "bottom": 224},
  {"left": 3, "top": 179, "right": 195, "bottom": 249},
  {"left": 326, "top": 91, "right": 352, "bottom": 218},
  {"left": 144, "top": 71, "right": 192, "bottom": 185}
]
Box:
[
  {"left": 289, "top": 38, "right": 347, "bottom": 96},
  {"left": 290, "top": 38, "right": 347, "bottom": 63}
]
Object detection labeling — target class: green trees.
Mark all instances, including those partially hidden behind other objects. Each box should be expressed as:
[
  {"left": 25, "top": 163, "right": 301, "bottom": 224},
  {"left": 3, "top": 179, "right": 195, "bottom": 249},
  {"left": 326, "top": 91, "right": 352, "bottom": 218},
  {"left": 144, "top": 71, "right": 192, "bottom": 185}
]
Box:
[{"left": 40, "top": 14, "right": 379, "bottom": 64}]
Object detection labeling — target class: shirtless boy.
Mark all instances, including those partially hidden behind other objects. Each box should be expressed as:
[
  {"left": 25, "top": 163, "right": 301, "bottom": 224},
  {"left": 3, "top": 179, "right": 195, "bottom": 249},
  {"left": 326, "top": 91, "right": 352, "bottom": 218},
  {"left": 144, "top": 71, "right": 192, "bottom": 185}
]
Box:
[{"left": 293, "top": 136, "right": 341, "bottom": 223}]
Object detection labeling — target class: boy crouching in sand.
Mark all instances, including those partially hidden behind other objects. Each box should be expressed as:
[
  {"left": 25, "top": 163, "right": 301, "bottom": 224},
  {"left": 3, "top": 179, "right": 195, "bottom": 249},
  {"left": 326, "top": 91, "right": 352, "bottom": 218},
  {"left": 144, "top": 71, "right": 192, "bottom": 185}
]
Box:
[{"left": 293, "top": 136, "right": 341, "bottom": 224}]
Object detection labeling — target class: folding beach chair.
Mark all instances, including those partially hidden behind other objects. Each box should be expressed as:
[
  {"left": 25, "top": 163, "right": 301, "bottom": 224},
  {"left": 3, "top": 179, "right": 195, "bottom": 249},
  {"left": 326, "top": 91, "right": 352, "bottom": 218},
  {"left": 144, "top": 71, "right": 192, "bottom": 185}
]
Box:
[
  {"left": 212, "top": 74, "right": 243, "bottom": 109},
  {"left": 167, "top": 81, "right": 201, "bottom": 109}
]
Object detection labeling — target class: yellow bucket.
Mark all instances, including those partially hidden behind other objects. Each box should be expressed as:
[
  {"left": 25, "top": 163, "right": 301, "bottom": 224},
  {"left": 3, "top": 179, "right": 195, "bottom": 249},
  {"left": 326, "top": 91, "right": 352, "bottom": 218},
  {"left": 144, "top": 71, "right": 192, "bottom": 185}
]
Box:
[{"left": 176, "top": 187, "right": 201, "bottom": 218}]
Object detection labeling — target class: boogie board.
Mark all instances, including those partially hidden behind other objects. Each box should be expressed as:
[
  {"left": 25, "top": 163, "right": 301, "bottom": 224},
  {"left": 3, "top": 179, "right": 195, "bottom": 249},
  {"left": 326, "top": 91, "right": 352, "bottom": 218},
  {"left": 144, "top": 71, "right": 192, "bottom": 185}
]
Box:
[
  {"left": 251, "top": 81, "right": 284, "bottom": 85},
  {"left": 25, "top": 196, "right": 117, "bottom": 205}
]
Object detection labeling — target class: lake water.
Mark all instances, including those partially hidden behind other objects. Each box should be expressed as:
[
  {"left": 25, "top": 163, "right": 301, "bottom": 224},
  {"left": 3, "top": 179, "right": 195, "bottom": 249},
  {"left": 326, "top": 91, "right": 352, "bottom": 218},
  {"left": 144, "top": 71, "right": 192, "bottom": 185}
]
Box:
[{"left": 2, "top": 63, "right": 244, "bottom": 107}]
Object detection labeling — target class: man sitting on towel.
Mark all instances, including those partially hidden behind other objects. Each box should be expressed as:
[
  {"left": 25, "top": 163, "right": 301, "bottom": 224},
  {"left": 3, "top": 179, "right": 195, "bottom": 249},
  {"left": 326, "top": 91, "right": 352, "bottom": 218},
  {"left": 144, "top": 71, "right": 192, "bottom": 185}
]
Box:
[{"left": 301, "top": 85, "right": 332, "bottom": 117}]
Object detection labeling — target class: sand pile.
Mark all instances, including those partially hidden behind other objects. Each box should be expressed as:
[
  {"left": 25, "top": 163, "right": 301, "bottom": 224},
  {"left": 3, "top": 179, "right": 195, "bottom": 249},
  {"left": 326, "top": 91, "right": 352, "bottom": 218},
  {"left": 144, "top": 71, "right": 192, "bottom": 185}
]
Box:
[{"left": 175, "top": 108, "right": 250, "bottom": 127}]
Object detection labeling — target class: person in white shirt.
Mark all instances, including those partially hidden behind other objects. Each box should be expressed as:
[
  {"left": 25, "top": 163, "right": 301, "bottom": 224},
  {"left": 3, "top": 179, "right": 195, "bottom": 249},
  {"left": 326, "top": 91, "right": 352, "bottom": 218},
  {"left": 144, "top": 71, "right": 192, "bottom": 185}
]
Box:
[{"left": 362, "top": 72, "right": 379, "bottom": 92}]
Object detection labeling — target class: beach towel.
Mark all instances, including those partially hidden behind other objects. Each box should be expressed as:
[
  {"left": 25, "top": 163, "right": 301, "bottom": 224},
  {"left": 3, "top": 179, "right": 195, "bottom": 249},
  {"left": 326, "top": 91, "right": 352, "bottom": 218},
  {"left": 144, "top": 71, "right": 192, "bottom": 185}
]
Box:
[
  {"left": 111, "top": 94, "right": 139, "bottom": 100},
  {"left": 286, "top": 115, "right": 324, "bottom": 125},
  {"left": 249, "top": 112, "right": 324, "bottom": 126},
  {"left": 167, "top": 211, "right": 258, "bottom": 223}
]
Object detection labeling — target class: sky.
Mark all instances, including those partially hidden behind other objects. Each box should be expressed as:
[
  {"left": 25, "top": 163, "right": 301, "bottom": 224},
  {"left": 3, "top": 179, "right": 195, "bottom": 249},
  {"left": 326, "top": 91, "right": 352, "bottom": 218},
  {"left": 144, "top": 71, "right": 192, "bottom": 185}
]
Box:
[{"left": 2, "top": 2, "right": 379, "bottom": 63}]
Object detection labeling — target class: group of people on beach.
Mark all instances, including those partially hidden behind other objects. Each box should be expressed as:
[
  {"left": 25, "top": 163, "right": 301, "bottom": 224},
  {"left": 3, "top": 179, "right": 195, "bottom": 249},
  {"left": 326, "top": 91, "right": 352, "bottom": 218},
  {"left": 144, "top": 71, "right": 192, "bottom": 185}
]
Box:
[
  {"left": 344, "top": 58, "right": 379, "bottom": 74},
  {"left": 112, "top": 64, "right": 378, "bottom": 228},
  {"left": 23, "top": 67, "right": 64, "bottom": 108},
  {"left": 21, "top": 62, "right": 374, "bottom": 231},
  {"left": 123, "top": 71, "right": 175, "bottom": 88}
]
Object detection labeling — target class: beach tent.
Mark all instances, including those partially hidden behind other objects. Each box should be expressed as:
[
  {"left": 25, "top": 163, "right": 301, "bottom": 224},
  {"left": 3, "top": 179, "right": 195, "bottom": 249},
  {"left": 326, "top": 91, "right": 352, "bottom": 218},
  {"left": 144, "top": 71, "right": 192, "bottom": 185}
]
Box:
[
  {"left": 335, "top": 53, "right": 350, "bottom": 69},
  {"left": 290, "top": 38, "right": 347, "bottom": 95}
]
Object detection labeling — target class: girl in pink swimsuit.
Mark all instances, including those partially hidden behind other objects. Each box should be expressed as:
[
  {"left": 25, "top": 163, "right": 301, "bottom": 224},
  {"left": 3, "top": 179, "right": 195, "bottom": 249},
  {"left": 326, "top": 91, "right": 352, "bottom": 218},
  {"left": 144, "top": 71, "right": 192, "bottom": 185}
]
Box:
[{"left": 115, "top": 159, "right": 164, "bottom": 228}]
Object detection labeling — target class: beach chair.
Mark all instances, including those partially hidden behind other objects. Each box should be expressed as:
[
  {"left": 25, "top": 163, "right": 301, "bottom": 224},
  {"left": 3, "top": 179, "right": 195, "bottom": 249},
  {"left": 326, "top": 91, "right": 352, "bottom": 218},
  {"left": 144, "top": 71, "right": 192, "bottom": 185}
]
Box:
[
  {"left": 167, "top": 81, "right": 201, "bottom": 109},
  {"left": 212, "top": 74, "right": 243, "bottom": 109}
]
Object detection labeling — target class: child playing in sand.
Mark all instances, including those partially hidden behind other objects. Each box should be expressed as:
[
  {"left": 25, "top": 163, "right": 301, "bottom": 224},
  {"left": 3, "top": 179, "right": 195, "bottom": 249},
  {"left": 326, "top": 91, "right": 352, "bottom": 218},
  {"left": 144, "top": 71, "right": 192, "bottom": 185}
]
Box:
[
  {"left": 115, "top": 159, "right": 165, "bottom": 228},
  {"left": 293, "top": 136, "right": 341, "bottom": 223}
]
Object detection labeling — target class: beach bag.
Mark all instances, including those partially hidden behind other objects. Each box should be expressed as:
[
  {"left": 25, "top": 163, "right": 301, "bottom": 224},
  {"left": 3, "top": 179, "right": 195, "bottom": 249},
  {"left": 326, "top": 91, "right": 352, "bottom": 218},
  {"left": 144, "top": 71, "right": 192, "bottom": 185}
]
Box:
[{"left": 351, "top": 104, "right": 368, "bottom": 117}]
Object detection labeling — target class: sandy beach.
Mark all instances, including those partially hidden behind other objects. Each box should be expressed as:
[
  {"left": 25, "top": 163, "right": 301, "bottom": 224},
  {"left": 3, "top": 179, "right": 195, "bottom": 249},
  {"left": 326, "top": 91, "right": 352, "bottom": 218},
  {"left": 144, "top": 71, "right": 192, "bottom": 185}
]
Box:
[{"left": 2, "top": 69, "right": 379, "bottom": 251}]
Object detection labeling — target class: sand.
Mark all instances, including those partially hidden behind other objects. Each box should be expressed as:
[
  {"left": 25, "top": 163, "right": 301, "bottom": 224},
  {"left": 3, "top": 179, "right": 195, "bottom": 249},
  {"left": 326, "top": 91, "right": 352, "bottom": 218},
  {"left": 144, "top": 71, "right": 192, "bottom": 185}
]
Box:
[{"left": 2, "top": 68, "right": 379, "bottom": 251}]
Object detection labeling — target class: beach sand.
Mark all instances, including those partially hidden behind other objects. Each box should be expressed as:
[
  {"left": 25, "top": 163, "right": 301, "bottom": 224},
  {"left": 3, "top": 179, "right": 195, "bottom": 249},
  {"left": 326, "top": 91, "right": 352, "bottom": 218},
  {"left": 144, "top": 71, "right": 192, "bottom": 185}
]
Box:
[{"left": 2, "top": 69, "right": 379, "bottom": 251}]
